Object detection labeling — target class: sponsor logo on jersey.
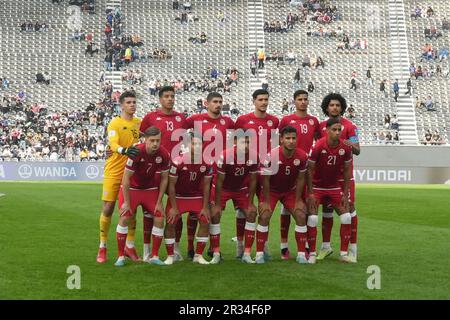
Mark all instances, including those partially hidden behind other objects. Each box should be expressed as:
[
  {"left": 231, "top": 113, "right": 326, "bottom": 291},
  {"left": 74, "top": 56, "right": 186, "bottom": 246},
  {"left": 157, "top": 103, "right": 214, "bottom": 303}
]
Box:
[
  {"left": 293, "top": 159, "right": 300, "bottom": 166},
  {"left": 200, "top": 166, "right": 206, "bottom": 172},
  {"left": 220, "top": 119, "right": 226, "bottom": 125},
  {"left": 155, "top": 156, "right": 162, "bottom": 164},
  {"left": 339, "top": 149, "right": 345, "bottom": 156}
]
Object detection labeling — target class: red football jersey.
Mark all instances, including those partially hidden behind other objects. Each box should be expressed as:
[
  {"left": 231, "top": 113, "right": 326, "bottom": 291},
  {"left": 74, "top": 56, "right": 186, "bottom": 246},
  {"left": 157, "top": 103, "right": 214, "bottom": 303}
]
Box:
[
  {"left": 139, "top": 109, "right": 186, "bottom": 155},
  {"left": 215, "top": 146, "right": 259, "bottom": 191},
  {"left": 309, "top": 138, "right": 352, "bottom": 189},
  {"left": 261, "top": 147, "right": 308, "bottom": 193},
  {"left": 184, "top": 113, "right": 235, "bottom": 160},
  {"left": 169, "top": 153, "right": 213, "bottom": 197},
  {"left": 318, "top": 117, "right": 358, "bottom": 180},
  {"left": 125, "top": 144, "right": 171, "bottom": 189},
  {"left": 279, "top": 113, "right": 319, "bottom": 154},
  {"left": 234, "top": 112, "right": 279, "bottom": 159}
]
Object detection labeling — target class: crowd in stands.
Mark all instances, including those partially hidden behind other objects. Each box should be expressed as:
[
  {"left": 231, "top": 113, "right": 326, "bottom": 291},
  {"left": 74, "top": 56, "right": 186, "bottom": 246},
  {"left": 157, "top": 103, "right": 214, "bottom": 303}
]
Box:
[
  {"left": 421, "top": 129, "right": 445, "bottom": 145},
  {"left": 68, "top": 0, "right": 96, "bottom": 14},
  {"left": 0, "top": 90, "right": 114, "bottom": 161},
  {"left": 411, "top": 6, "right": 435, "bottom": 19},
  {"left": 188, "top": 32, "right": 208, "bottom": 44},
  {"left": 20, "top": 22, "right": 48, "bottom": 32},
  {"left": 415, "top": 95, "right": 437, "bottom": 112}
]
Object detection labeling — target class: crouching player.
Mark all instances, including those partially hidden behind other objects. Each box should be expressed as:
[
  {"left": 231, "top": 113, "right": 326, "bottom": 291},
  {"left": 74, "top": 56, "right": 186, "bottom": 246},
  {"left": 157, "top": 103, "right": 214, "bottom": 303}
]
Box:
[
  {"left": 164, "top": 133, "right": 213, "bottom": 265},
  {"left": 257, "top": 126, "right": 309, "bottom": 264},
  {"left": 307, "top": 118, "right": 356, "bottom": 263},
  {"left": 210, "top": 132, "right": 259, "bottom": 264},
  {"left": 114, "top": 126, "right": 170, "bottom": 266}
]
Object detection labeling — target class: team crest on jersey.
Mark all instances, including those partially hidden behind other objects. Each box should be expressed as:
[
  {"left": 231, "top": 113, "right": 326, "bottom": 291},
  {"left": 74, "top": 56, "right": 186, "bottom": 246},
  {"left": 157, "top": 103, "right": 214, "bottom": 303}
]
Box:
[
  {"left": 155, "top": 156, "right": 162, "bottom": 164},
  {"left": 127, "top": 159, "right": 134, "bottom": 166},
  {"left": 220, "top": 119, "right": 226, "bottom": 125},
  {"left": 175, "top": 116, "right": 181, "bottom": 122},
  {"left": 293, "top": 159, "right": 300, "bottom": 166},
  {"left": 200, "top": 166, "right": 206, "bottom": 173},
  {"left": 339, "top": 149, "right": 345, "bottom": 156},
  {"left": 309, "top": 119, "right": 314, "bottom": 126},
  {"left": 267, "top": 120, "right": 273, "bottom": 127}
]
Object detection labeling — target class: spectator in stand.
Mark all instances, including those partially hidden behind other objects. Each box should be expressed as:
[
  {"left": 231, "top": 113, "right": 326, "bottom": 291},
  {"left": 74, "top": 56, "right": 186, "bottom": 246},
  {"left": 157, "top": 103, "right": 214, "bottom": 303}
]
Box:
[
  {"left": 423, "top": 129, "right": 432, "bottom": 145},
  {"left": 307, "top": 81, "right": 315, "bottom": 93},
  {"left": 384, "top": 114, "right": 391, "bottom": 129},
  {"left": 393, "top": 79, "right": 399, "bottom": 102},
  {"left": 424, "top": 95, "right": 436, "bottom": 111}
]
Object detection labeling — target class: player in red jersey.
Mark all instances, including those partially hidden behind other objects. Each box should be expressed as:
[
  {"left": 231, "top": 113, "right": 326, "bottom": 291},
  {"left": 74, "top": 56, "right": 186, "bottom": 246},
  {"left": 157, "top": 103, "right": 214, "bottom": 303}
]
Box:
[
  {"left": 139, "top": 86, "right": 186, "bottom": 262},
  {"left": 210, "top": 132, "right": 259, "bottom": 264},
  {"left": 184, "top": 92, "right": 234, "bottom": 259},
  {"left": 257, "top": 126, "right": 309, "bottom": 264},
  {"left": 234, "top": 89, "right": 279, "bottom": 259},
  {"left": 307, "top": 117, "right": 356, "bottom": 263},
  {"left": 278, "top": 89, "right": 320, "bottom": 260},
  {"left": 163, "top": 133, "right": 213, "bottom": 265},
  {"left": 114, "top": 127, "right": 170, "bottom": 266},
  {"left": 316, "top": 93, "right": 360, "bottom": 262}
]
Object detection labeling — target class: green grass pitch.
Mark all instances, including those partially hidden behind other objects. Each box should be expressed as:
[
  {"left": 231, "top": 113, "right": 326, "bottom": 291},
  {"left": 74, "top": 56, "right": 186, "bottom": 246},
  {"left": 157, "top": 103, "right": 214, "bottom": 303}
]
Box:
[{"left": 1, "top": 182, "right": 449, "bottom": 299}]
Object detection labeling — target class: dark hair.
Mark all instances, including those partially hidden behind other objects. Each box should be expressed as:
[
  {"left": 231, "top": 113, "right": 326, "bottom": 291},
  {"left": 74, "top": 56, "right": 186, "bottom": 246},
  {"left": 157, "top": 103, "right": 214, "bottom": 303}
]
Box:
[
  {"left": 320, "top": 93, "right": 347, "bottom": 116},
  {"left": 206, "top": 92, "right": 223, "bottom": 102},
  {"left": 119, "top": 91, "right": 136, "bottom": 104},
  {"left": 280, "top": 125, "right": 297, "bottom": 137},
  {"left": 158, "top": 86, "right": 175, "bottom": 98},
  {"left": 252, "top": 89, "right": 269, "bottom": 100},
  {"left": 293, "top": 89, "right": 308, "bottom": 100},
  {"left": 326, "top": 117, "right": 341, "bottom": 128},
  {"left": 143, "top": 126, "right": 161, "bottom": 137}
]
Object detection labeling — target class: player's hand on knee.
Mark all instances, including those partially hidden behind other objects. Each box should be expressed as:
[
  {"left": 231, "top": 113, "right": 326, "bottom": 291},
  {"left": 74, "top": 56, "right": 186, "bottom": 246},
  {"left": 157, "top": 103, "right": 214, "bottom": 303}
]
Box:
[
  {"left": 200, "top": 207, "right": 211, "bottom": 223},
  {"left": 258, "top": 201, "right": 271, "bottom": 215},
  {"left": 120, "top": 202, "right": 132, "bottom": 217},
  {"left": 167, "top": 208, "right": 179, "bottom": 224},
  {"left": 122, "top": 146, "right": 140, "bottom": 159},
  {"left": 307, "top": 194, "right": 318, "bottom": 213},
  {"left": 294, "top": 200, "right": 306, "bottom": 215},
  {"left": 341, "top": 195, "right": 349, "bottom": 212},
  {"left": 154, "top": 201, "right": 164, "bottom": 218}
]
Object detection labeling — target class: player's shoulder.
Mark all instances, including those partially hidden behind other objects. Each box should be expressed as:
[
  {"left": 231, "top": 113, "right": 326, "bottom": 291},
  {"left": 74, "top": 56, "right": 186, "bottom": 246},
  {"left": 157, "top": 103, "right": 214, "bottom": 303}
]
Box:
[
  {"left": 308, "top": 114, "right": 320, "bottom": 123},
  {"left": 341, "top": 117, "right": 356, "bottom": 127},
  {"left": 158, "top": 146, "right": 171, "bottom": 158},
  {"left": 133, "top": 117, "right": 142, "bottom": 125},
  {"left": 339, "top": 139, "right": 353, "bottom": 152},
  {"left": 314, "top": 137, "right": 327, "bottom": 148},
  {"left": 172, "top": 110, "right": 186, "bottom": 121},
  {"left": 108, "top": 116, "right": 122, "bottom": 126},
  {"left": 295, "top": 147, "right": 309, "bottom": 159}
]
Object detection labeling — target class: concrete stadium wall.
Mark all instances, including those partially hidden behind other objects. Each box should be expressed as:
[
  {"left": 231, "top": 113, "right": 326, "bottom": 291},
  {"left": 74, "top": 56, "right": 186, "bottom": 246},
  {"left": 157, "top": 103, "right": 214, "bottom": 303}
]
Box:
[{"left": 0, "top": 146, "right": 449, "bottom": 183}]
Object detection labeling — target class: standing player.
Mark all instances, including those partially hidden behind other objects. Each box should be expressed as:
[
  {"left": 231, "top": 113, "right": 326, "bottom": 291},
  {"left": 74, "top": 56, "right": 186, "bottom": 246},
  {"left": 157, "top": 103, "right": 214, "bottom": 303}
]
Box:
[
  {"left": 96, "top": 91, "right": 141, "bottom": 263},
  {"left": 307, "top": 117, "right": 355, "bottom": 263},
  {"left": 163, "top": 133, "right": 213, "bottom": 265},
  {"left": 114, "top": 126, "right": 170, "bottom": 266},
  {"left": 139, "top": 86, "right": 186, "bottom": 261},
  {"left": 210, "top": 132, "right": 259, "bottom": 264},
  {"left": 184, "top": 92, "right": 234, "bottom": 259},
  {"left": 278, "top": 89, "right": 320, "bottom": 259},
  {"left": 316, "top": 93, "right": 360, "bottom": 261},
  {"left": 257, "top": 126, "right": 309, "bottom": 264},
  {"left": 234, "top": 89, "right": 279, "bottom": 259}
]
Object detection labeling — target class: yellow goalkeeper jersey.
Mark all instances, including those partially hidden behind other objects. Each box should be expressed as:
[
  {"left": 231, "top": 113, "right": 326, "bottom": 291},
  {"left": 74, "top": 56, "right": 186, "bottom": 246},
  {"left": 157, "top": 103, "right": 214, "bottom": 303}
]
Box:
[{"left": 104, "top": 116, "right": 141, "bottom": 179}]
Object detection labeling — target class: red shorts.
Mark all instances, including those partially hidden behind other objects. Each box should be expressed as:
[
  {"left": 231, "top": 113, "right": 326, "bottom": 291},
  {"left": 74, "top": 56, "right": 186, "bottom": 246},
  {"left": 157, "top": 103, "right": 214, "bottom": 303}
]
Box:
[
  {"left": 339, "top": 179, "right": 355, "bottom": 204},
  {"left": 259, "top": 190, "right": 296, "bottom": 212},
  {"left": 210, "top": 187, "right": 249, "bottom": 210},
  {"left": 118, "top": 187, "right": 162, "bottom": 217},
  {"left": 165, "top": 197, "right": 208, "bottom": 224},
  {"left": 312, "top": 187, "right": 343, "bottom": 207}
]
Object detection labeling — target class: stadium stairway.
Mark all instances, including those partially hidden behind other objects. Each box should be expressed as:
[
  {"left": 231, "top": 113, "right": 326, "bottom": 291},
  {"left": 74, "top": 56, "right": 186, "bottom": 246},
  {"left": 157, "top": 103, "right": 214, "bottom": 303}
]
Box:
[
  {"left": 248, "top": 0, "right": 266, "bottom": 93},
  {"left": 388, "top": 0, "right": 419, "bottom": 144},
  {"left": 105, "top": 0, "right": 124, "bottom": 94}
]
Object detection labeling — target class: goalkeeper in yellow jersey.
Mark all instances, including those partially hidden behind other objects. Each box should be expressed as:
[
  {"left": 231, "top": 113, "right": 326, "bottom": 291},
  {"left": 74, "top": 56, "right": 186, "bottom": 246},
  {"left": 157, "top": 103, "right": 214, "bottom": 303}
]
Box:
[{"left": 97, "top": 91, "right": 142, "bottom": 263}]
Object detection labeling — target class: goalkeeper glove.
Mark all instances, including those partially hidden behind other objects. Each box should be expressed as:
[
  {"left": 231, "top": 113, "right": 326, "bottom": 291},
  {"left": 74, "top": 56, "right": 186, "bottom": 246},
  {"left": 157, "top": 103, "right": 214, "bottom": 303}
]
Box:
[{"left": 121, "top": 146, "right": 140, "bottom": 158}]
